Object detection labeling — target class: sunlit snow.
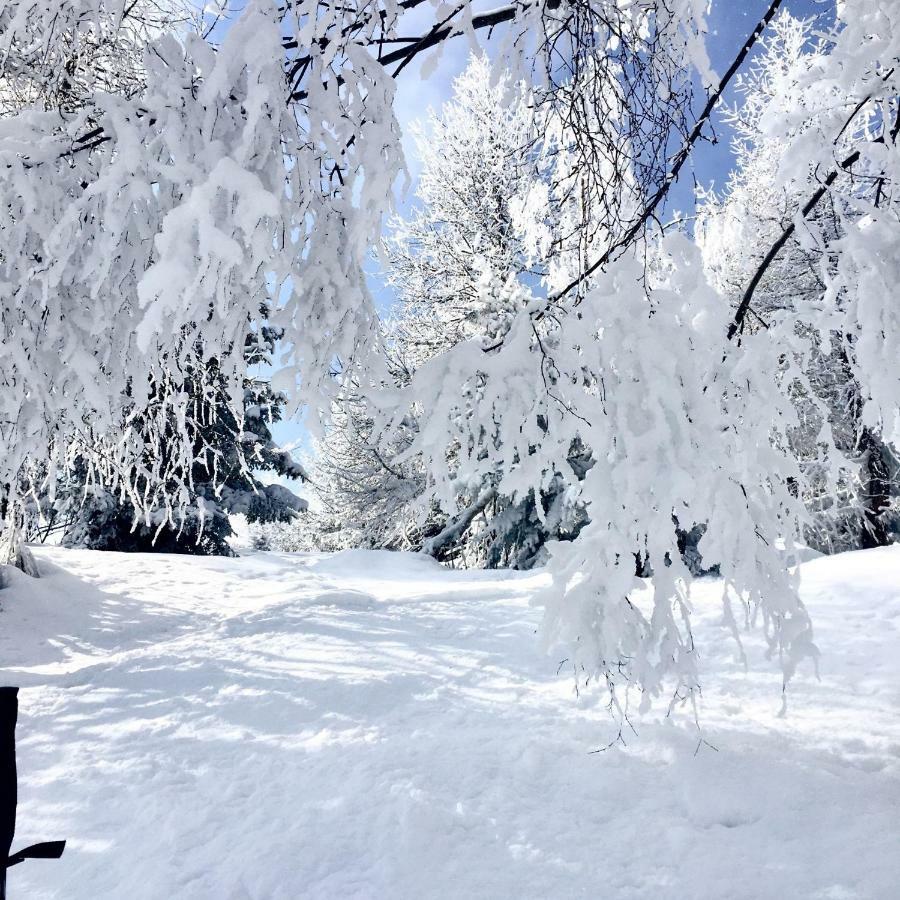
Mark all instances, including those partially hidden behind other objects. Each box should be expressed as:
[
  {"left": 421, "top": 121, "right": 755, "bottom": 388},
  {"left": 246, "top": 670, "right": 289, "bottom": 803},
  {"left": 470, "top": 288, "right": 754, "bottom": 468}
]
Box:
[{"left": 2, "top": 546, "right": 899, "bottom": 898}]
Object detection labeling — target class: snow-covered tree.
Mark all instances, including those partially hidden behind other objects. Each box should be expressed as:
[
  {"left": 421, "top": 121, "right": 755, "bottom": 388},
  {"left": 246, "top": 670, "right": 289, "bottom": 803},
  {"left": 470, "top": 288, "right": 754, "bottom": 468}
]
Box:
[
  {"left": 376, "top": 1, "right": 900, "bottom": 709},
  {"left": 753, "top": 1, "right": 900, "bottom": 552},
  {"left": 0, "top": 0, "right": 709, "bottom": 571},
  {"left": 698, "top": 12, "right": 899, "bottom": 554},
  {"left": 297, "top": 378, "right": 433, "bottom": 555},
  {"left": 0, "top": 0, "right": 196, "bottom": 114},
  {"left": 4, "top": 0, "right": 899, "bottom": 715},
  {"left": 2, "top": 1, "right": 305, "bottom": 558},
  {"left": 43, "top": 321, "right": 307, "bottom": 555},
  {"left": 298, "top": 57, "right": 589, "bottom": 567}
]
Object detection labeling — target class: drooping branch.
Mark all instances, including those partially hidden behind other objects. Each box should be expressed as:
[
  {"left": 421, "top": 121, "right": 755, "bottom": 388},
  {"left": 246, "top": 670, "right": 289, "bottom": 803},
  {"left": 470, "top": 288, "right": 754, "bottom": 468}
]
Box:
[
  {"left": 480, "top": 0, "right": 786, "bottom": 356},
  {"left": 375, "top": 2, "right": 530, "bottom": 73},
  {"left": 288, "top": 1, "right": 527, "bottom": 100},
  {"left": 22, "top": 1, "right": 526, "bottom": 165}
]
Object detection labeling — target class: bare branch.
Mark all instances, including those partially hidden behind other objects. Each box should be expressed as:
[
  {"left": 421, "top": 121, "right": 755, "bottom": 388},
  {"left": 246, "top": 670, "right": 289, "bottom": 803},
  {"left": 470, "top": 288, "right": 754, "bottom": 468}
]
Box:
[{"left": 551, "top": 0, "right": 786, "bottom": 306}]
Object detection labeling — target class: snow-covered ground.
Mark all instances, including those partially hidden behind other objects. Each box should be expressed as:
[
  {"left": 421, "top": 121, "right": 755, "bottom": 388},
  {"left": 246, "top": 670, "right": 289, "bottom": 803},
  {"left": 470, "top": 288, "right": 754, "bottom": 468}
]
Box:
[{"left": 2, "top": 546, "right": 899, "bottom": 899}]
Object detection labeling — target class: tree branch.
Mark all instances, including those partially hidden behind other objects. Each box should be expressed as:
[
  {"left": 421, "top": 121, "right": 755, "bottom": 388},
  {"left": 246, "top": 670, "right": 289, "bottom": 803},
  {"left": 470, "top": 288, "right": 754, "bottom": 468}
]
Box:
[
  {"left": 288, "top": 1, "right": 525, "bottom": 101},
  {"left": 728, "top": 84, "right": 900, "bottom": 341},
  {"left": 422, "top": 485, "right": 497, "bottom": 555},
  {"left": 551, "top": 0, "right": 786, "bottom": 306},
  {"left": 727, "top": 149, "right": 859, "bottom": 341}
]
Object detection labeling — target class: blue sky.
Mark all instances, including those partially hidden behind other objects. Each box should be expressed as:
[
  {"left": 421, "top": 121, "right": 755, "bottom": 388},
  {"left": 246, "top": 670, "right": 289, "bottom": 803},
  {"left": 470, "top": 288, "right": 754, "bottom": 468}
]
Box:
[{"left": 263, "top": 0, "right": 833, "bottom": 482}]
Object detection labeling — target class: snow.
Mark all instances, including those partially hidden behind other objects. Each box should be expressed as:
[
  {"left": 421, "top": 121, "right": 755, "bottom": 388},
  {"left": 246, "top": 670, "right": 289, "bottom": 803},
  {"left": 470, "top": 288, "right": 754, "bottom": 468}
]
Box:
[{"left": 2, "top": 545, "right": 900, "bottom": 899}]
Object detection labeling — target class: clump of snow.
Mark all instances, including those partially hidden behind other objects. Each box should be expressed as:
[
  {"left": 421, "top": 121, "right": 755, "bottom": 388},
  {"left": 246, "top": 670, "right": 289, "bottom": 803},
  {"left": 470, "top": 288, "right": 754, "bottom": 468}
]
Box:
[
  {"left": 227, "top": 514, "right": 253, "bottom": 552},
  {"left": 2, "top": 545, "right": 899, "bottom": 898}
]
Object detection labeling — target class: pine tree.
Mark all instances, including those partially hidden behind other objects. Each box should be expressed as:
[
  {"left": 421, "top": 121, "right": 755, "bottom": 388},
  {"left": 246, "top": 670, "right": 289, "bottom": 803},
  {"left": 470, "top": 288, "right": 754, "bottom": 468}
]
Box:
[{"left": 52, "top": 320, "right": 307, "bottom": 555}]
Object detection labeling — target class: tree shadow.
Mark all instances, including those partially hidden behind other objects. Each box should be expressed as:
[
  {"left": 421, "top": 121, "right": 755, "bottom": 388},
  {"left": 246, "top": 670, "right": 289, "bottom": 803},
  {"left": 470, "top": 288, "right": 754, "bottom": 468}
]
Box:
[{"left": 0, "top": 556, "right": 207, "bottom": 674}]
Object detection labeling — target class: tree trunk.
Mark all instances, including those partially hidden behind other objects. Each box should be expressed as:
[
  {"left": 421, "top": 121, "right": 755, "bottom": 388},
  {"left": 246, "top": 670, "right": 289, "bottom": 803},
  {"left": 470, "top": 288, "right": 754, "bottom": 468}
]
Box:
[{"left": 0, "top": 506, "right": 40, "bottom": 585}]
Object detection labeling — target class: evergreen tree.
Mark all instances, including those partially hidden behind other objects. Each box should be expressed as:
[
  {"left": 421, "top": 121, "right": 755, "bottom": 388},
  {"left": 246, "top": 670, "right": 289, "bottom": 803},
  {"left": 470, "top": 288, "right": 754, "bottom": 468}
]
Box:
[{"left": 50, "top": 320, "right": 307, "bottom": 555}]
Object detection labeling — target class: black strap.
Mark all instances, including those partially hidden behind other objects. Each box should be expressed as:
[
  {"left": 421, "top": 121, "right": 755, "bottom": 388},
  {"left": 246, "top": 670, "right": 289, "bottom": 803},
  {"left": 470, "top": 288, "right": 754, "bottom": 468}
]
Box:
[
  {"left": 0, "top": 688, "right": 18, "bottom": 868},
  {"left": 5, "top": 841, "right": 67, "bottom": 869},
  {"left": 1, "top": 688, "right": 65, "bottom": 898}
]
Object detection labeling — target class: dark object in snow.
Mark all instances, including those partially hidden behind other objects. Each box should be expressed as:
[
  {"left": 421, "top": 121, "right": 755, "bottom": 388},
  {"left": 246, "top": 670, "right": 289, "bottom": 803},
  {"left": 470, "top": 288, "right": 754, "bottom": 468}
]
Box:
[
  {"left": 0, "top": 687, "right": 65, "bottom": 900},
  {"left": 0, "top": 689, "right": 13, "bottom": 898}
]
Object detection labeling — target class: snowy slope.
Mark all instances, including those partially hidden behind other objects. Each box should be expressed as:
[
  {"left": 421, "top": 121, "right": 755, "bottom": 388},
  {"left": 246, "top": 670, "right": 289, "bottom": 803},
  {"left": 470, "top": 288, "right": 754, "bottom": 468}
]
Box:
[{"left": 1, "top": 545, "right": 899, "bottom": 899}]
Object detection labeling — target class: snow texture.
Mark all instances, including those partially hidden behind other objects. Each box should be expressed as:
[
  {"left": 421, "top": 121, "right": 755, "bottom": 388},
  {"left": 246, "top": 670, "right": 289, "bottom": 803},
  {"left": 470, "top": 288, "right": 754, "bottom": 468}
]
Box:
[{"left": 2, "top": 545, "right": 899, "bottom": 898}]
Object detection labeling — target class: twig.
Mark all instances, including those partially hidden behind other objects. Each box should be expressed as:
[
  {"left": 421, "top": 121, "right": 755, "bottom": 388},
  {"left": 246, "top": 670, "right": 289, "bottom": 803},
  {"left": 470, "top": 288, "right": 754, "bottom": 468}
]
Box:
[{"left": 551, "top": 0, "right": 787, "bottom": 306}]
